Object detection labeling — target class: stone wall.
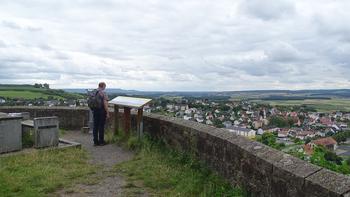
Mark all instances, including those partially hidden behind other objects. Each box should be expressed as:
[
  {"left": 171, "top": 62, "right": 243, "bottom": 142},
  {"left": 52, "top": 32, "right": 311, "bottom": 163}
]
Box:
[
  {"left": 0, "top": 106, "right": 89, "bottom": 130},
  {"left": 1, "top": 106, "right": 349, "bottom": 197},
  {"left": 141, "top": 114, "right": 350, "bottom": 197}
]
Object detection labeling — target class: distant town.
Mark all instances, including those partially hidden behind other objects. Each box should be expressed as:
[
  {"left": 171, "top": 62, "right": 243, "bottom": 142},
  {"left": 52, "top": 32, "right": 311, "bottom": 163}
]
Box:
[{"left": 146, "top": 96, "right": 350, "bottom": 174}]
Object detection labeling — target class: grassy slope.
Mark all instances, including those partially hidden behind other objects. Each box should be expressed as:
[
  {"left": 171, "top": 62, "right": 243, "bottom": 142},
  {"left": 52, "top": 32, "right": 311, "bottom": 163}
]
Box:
[
  {"left": 0, "top": 148, "right": 96, "bottom": 197},
  {"left": 0, "top": 85, "right": 82, "bottom": 100},
  {"left": 0, "top": 90, "right": 62, "bottom": 99},
  {"left": 254, "top": 98, "right": 350, "bottom": 112}
]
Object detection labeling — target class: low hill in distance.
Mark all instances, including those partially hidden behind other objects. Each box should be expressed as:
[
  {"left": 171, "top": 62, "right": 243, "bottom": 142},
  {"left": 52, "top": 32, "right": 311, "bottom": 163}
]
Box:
[
  {"left": 65, "top": 88, "right": 350, "bottom": 112},
  {"left": 65, "top": 88, "right": 350, "bottom": 100},
  {"left": 0, "top": 84, "right": 83, "bottom": 100}
]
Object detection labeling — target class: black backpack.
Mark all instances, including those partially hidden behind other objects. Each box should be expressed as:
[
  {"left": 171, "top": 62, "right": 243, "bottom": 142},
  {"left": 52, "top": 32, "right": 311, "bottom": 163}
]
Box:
[{"left": 88, "top": 89, "right": 103, "bottom": 110}]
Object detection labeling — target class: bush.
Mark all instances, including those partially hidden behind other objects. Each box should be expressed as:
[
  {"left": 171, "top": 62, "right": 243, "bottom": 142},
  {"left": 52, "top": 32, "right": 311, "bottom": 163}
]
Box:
[
  {"left": 259, "top": 132, "right": 276, "bottom": 146},
  {"left": 332, "top": 131, "right": 350, "bottom": 144},
  {"left": 347, "top": 157, "right": 350, "bottom": 166},
  {"left": 324, "top": 151, "right": 343, "bottom": 165}
]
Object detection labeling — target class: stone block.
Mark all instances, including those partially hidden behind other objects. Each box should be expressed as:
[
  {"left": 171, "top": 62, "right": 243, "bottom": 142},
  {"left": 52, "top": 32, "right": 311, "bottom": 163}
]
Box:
[
  {"left": 0, "top": 116, "right": 22, "bottom": 153},
  {"left": 34, "top": 116, "right": 59, "bottom": 148},
  {"left": 271, "top": 154, "right": 321, "bottom": 197},
  {"left": 304, "top": 168, "right": 350, "bottom": 197}
]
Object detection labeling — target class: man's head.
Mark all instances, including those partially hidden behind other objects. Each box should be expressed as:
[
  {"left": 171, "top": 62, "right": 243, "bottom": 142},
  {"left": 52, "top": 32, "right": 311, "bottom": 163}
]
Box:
[{"left": 98, "top": 82, "right": 106, "bottom": 90}]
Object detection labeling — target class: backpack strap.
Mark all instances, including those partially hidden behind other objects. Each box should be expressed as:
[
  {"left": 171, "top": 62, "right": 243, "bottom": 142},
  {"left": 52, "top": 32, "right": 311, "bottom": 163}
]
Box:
[{"left": 95, "top": 89, "right": 100, "bottom": 96}]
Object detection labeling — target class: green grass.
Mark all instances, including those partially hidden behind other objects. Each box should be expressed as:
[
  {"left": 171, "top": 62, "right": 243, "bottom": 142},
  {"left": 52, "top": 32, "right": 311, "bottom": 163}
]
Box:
[
  {"left": 0, "top": 85, "right": 46, "bottom": 91},
  {"left": 0, "top": 148, "right": 97, "bottom": 197},
  {"left": 0, "top": 84, "right": 84, "bottom": 100},
  {"left": 254, "top": 98, "right": 350, "bottom": 112},
  {"left": 115, "top": 136, "right": 244, "bottom": 196},
  {"left": 0, "top": 90, "right": 63, "bottom": 99}
]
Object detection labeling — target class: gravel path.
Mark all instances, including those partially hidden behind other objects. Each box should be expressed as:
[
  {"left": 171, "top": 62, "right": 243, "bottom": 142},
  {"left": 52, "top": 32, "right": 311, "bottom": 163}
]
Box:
[{"left": 53, "top": 130, "right": 138, "bottom": 197}]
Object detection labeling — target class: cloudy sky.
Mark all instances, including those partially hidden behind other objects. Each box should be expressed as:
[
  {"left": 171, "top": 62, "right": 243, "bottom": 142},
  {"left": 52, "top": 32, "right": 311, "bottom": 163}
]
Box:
[{"left": 0, "top": 0, "right": 350, "bottom": 91}]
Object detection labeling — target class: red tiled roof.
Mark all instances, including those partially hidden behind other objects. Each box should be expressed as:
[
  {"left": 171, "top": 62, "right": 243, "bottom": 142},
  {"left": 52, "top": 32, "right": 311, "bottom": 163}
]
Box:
[{"left": 312, "top": 137, "right": 337, "bottom": 146}]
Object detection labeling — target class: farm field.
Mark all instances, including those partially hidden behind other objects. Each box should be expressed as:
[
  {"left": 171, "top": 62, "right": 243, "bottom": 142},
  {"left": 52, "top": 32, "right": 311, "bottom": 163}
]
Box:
[
  {"left": 254, "top": 99, "right": 350, "bottom": 112},
  {"left": 0, "top": 90, "right": 63, "bottom": 99},
  {"left": 0, "top": 84, "right": 83, "bottom": 100}
]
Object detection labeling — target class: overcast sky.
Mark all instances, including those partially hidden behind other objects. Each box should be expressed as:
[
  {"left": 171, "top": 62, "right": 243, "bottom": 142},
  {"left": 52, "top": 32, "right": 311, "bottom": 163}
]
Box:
[{"left": 0, "top": 0, "right": 349, "bottom": 91}]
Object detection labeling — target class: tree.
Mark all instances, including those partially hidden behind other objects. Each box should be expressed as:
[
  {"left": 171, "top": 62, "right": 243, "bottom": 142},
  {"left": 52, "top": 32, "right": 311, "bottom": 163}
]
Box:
[
  {"left": 260, "top": 132, "right": 276, "bottom": 146},
  {"left": 43, "top": 83, "right": 50, "bottom": 89},
  {"left": 219, "top": 104, "right": 230, "bottom": 112},
  {"left": 304, "top": 138, "right": 312, "bottom": 145},
  {"left": 34, "top": 83, "right": 42, "bottom": 88},
  {"left": 332, "top": 132, "right": 350, "bottom": 144},
  {"left": 269, "top": 116, "right": 289, "bottom": 128},
  {"left": 213, "top": 119, "right": 224, "bottom": 128},
  {"left": 287, "top": 117, "right": 295, "bottom": 127}
]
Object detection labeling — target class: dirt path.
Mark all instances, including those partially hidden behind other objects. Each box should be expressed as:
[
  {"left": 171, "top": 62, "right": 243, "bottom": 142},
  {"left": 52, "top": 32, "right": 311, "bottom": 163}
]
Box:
[{"left": 53, "top": 131, "right": 139, "bottom": 197}]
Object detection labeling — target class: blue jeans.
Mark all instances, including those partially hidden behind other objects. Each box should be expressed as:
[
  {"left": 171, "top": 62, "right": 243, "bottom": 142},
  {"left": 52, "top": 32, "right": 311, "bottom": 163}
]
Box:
[{"left": 92, "top": 108, "right": 106, "bottom": 144}]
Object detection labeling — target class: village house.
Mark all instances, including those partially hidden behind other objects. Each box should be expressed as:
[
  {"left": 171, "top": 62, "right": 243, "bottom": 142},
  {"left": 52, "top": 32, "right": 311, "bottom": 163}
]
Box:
[
  {"left": 0, "top": 98, "right": 5, "bottom": 104},
  {"left": 295, "top": 130, "right": 316, "bottom": 140},
  {"left": 312, "top": 137, "right": 338, "bottom": 151},
  {"left": 253, "top": 120, "right": 263, "bottom": 129},
  {"left": 223, "top": 121, "right": 232, "bottom": 128},
  {"left": 343, "top": 113, "right": 350, "bottom": 120},
  {"left": 316, "top": 130, "right": 326, "bottom": 137},
  {"left": 206, "top": 119, "right": 213, "bottom": 125},
  {"left": 320, "top": 117, "right": 333, "bottom": 127},
  {"left": 304, "top": 137, "right": 338, "bottom": 155},
  {"left": 166, "top": 104, "right": 174, "bottom": 110},
  {"left": 227, "top": 126, "right": 256, "bottom": 139},
  {"left": 277, "top": 129, "right": 289, "bottom": 139},
  {"left": 257, "top": 128, "right": 264, "bottom": 135},
  {"left": 183, "top": 115, "right": 192, "bottom": 121},
  {"left": 143, "top": 105, "right": 152, "bottom": 113}
]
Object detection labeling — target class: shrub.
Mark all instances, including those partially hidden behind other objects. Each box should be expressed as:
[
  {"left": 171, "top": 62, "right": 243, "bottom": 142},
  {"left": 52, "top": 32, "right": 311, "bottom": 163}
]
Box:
[{"left": 324, "top": 151, "right": 343, "bottom": 165}]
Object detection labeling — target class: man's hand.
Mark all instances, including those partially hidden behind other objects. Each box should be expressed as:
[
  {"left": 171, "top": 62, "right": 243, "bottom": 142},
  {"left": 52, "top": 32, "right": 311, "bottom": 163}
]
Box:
[{"left": 106, "top": 113, "right": 110, "bottom": 119}]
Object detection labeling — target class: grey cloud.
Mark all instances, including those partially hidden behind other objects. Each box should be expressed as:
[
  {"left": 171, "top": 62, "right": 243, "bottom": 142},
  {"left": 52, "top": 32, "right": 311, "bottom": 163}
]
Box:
[
  {"left": 265, "top": 42, "right": 301, "bottom": 62},
  {"left": 2, "top": 20, "right": 42, "bottom": 32},
  {"left": 2, "top": 21, "right": 21, "bottom": 29},
  {"left": 0, "top": 40, "right": 7, "bottom": 48},
  {"left": 239, "top": 0, "right": 295, "bottom": 20}
]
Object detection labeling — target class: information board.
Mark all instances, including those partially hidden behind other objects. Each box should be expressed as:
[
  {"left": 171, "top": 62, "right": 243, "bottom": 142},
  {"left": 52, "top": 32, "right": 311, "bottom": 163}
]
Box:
[{"left": 109, "top": 96, "right": 152, "bottom": 108}]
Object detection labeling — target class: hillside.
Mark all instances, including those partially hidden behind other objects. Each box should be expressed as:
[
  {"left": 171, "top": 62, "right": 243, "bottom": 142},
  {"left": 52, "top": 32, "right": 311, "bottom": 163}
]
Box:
[{"left": 0, "top": 84, "right": 83, "bottom": 100}]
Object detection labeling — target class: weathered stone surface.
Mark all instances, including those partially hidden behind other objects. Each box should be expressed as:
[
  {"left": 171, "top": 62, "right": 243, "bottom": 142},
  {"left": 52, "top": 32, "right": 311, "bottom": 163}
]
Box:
[
  {"left": 34, "top": 116, "right": 59, "bottom": 148},
  {"left": 272, "top": 154, "right": 321, "bottom": 197},
  {"left": 0, "top": 116, "right": 22, "bottom": 153},
  {"left": 305, "top": 169, "right": 350, "bottom": 197}
]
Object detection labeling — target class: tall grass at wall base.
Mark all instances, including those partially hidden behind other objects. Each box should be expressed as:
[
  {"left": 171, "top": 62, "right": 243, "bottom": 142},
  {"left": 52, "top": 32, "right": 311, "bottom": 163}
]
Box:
[{"left": 114, "top": 134, "right": 246, "bottom": 196}]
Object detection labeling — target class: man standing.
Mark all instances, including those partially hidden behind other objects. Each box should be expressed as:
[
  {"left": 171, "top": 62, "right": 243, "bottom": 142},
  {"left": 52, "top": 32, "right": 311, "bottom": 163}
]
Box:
[{"left": 91, "top": 82, "right": 110, "bottom": 146}]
